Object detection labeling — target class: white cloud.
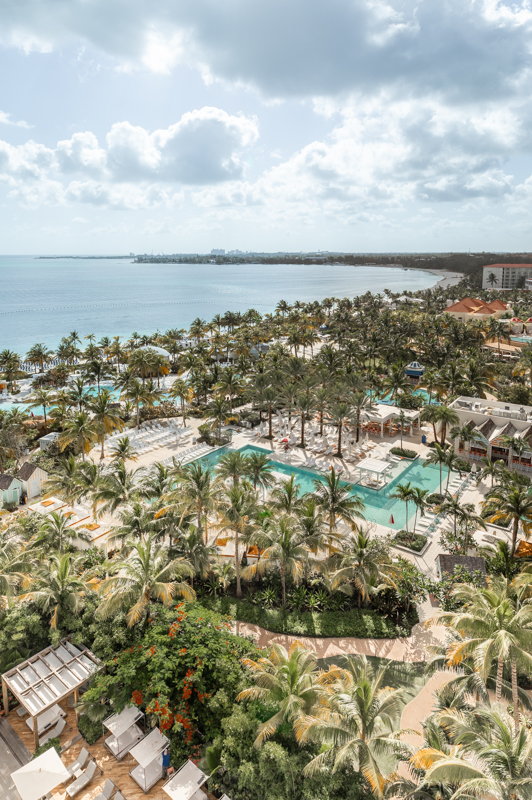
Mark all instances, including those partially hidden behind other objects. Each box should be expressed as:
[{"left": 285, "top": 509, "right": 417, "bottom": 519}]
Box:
[{"left": 0, "top": 110, "right": 32, "bottom": 129}]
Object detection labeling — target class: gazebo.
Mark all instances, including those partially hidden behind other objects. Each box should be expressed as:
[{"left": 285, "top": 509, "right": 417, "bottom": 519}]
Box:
[
  {"left": 103, "top": 705, "right": 145, "bottom": 761},
  {"left": 129, "top": 727, "right": 170, "bottom": 792},
  {"left": 162, "top": 761, "right": 208, "bottom": 800},
  {"left": 1, "top": 638, "right": 101, "bottom": 749},
  {"left": 357, "top": 457, "right": 392, "bottom": 489}
]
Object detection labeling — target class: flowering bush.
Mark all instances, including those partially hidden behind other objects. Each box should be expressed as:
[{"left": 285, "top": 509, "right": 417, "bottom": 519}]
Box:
[{"left": 80, "top": 603, "right": 257, "bottom": 763}]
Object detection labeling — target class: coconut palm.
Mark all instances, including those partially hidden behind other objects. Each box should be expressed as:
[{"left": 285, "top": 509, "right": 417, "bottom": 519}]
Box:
[
  {"left": 168, "top": 378, "right": 191, "bottom": 427},
  {"left": 216, "top": 450, "right": 248, "bottom": 486},
  {"left": 218, "top": 484, "right": 257, "bottom": 597},
  {"left": 32, "top": 511, "right": 90, "bottom": 552},
  {"left": 434, "top": 405, "right": 460, "bottom": 446},
  {"left": 93, "top": 461, "right": 146, "bottom": 516},
  {"left": 88, "top": 388, "right": 124, "bottom": 460},
  {"left": 244, "top": 451, "right": 275, "bottom": 494},
  {"left": 21, "top": 553, "right": 86, "bottom": 628},
  {"left": 26, "top": 387, "right": 55, "bottom": 426},
  {"left": 431, "top": 576, "right": 532, "bottom": 727},
  {"left": 330, "top": 528, "right": 395, "bottom": 608},
  {"left": 436, "top": 494, "right": 486, "bottom": 541},
  {"left": 26, "top": 343, "right": 54, "bottom": 373},
  {"left": 244, "top": 514, "right": 313, "bottom": 606},
  {"left": 171, "top": 526, "right": 218, "bottom": 588},
  {"left": 477, "top": 455, "right": 505, "bottom": 488},
  {"left": 122, "top": 378, "right": 158, "bottom": 428},
  {"left": 390, "top": 482, "right": 416, "bottom": 532},
  {"left": 214, "top": 367, "right": 245, "bottom": 413},
  {"left": 109, "top": 435, "right": 139, "bottom": 463},
  {"left": 172, "top": 461, "right": 220, "bottom": 543},
  {"left": 313, "top": 468, "right": 365, "bottom": 533},
  {"left": 96, "top": 532, "right": 194, "bottom": 627},
  {"left": 44, "top": 455, "right": 81, "bottom": 507},
  {"left": 271, "top": 474, "right": 303, "bottom": 515},
  {"left": 423, "top": 442, "right": 448, "bottom": 491},
  {"left": 296, "top": 654, "right": 404, "bottom": 796},
  {"left": 59, "top": 411, "right": 98, "bottom": 460},
  {"left": 0, "top": 537, "right": 33, "bottom": 609},
  {"left": 483, "top": 483, "right": 532, "bottom": 555},
  {"left": 237, "top": 641, "right": 320, "bottom": 745}
]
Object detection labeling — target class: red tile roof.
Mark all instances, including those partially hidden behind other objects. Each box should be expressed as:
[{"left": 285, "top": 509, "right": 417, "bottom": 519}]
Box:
[{"left": 446, "top": 296, "right": 508, "bottom": 315}]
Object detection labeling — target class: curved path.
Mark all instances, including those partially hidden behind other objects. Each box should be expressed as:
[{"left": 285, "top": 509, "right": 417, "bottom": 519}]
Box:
[{"left": 233, "top": 602, "right": 448, "bottom": 663}]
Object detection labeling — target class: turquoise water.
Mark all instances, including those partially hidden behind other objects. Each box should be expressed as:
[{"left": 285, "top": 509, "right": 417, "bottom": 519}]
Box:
[
  {"left": 511, "top": 336, "right": 532, "bottom": 343},
  {"left": 2, "top": 383, "right": 122, "bottom": 416},
  {"left": 195, "top": 444, "right": 448, "bottom": 530},
  {"left": 368, "top": 388, "right": 431, "bottom": 406},
  {"left": 0, "top": 257, "right": 437, "bottom": 353}
]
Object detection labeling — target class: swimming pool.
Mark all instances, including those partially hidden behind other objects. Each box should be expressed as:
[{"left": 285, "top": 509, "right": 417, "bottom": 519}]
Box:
[
  {"left": 0, "top": 384, "right": 169, "bottom": 416},
  {"left": 195, "top": 444, "right": 449, "bottom": 530},
  {"left": 367, "top": 388, "right": 432, "bottom": 406}
]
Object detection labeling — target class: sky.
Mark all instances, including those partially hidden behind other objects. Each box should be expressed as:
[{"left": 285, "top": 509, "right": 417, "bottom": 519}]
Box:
[{"left": 1, "top": 0, "right": 532, "bottom": 254}]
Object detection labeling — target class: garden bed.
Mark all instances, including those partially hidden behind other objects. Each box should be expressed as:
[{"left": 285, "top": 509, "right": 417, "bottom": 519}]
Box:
[
  {"left": 392, "top": 530, "right": 428, "bottom": 553},
  {"left": 200, "top": 597, "right": 418, "bottom": 638},
  {"left": 390, "top": 447, "right": 417, "bottom": 459}
]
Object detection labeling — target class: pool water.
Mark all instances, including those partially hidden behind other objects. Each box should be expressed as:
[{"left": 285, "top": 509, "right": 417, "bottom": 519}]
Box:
[
  {"left": 1, "top": 383, "right": 168, "bottom": 416},
  {"left": 367, "top": 388, "right": 432, "bottom": 406},
  {"left": 195, "top": 444, "right": 450, "bottom": 530}
]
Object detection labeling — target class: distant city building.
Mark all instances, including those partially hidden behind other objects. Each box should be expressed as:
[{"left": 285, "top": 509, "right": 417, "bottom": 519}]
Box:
[
  {"left": 211, "top": 249, "right": 225, "bottom": 256},
  {"left": 445, "top": 296, "right": 510, "bottom": 322},
  {"left": 482, "top": 263, "right": 532, "bottom": 290}
]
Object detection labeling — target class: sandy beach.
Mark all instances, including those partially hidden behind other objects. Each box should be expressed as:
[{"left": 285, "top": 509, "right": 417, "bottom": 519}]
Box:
[{"left": 425, "top": 268, "right": 464, "bottom": 289}]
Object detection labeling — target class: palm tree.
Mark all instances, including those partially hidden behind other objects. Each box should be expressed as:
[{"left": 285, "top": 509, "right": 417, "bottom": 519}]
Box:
[
  {"left": 330, "top": 528, "right": 394, "bottom": 608},
  {"left": 26, "top": 343, "right": 54, "bottom": 373},
  {"left": 313, "top": 468, "right": 365, "bottom": 533},
  {"left": 122, "top": 378, "right": 158, "bottom": 428},
  {"left": 328, "top": 401, "right": 354, "bottom": 458},
  {"left": 32, "top": 511, "right": 90, "bottom": 552},
  {"left": 432, "top": 576, "right": 532, "bottom": 727},
  {"left": 412, "top": 487, "right": 429, "bottom": 534},
  {"left": 109, "top": 435, "right": 139, "bottom": 463},
  {"left": 435, "top": 404, "right": 460, "bottom": 446},
  {"left": 350, "top": 390, "right": 376, "bottom": 443},
  {"left": 271, "top": 474, "right": 303, "bottom": 515},
  {"left": 390, "top": 481, "right": 416, "bottom": 532},
  {"left": 204, "top": 396, "right": 230, "bottom": 440},
  {"left": 216, "top": 450, "right": 249, "bottom": 486},
  {"left": 436, "top": 494, "right": 486, "bottom": 543},
  {"left": 244, "top": 514, "right": 313, "bottom": 606},
  {"left": 420, "top": 404, "right": 440, "bottom": 443},
  {"left": 21, "top": 553, "right": 86, "bottom": 628},
  {"left": 423, "top": 442, "right": 448, "bottom": 491},
  {"left": 420, "top": 707, "right": 532, "bottom": 800},
  {"left": 296, "top": 654, "right": 404, "bottom": 796},
  {"left": 68, "top": 377, "right": 90, "bottom": 412},
  {"left": 218, "top": 484, "right": 257, "bottom": 597},
  {"left": 244, "top": 452, "right": 275, "bottom": 494},
  {"left": 93, "top": 461, "right": 146, "bottom": 516},
  {"left": 168, "top": 378, "right": 191, "bottom": 427},
  {"left": 59, "top": 411, "right": 98, "bottom": 460},
  {"left": 89, "top": 388, "right": 124, "bottom": 460},
  {"left": 97, "top": 533, "right": 194, "bottom": 627},
  {"left": 44, "top": 455, "right": 80, "bottom": 507},
  {"left": 26, "top": 387, "right": 55, "bottom": 425},
  {"left": 478, "top": 455, "right": 505, "bottom": 488},
  {"left": 171, "top": 526, "right": 217, "bottom": 588},
  {"left": 214, "top": 368, "right": 244, "bottom": 413},
  {"left": 483, "top": 483, "right": 532, "bottom": 555},
  {"left": 237, "top": 641, "right": 320, "bottom": 745},
  {"left": 170, "top": 461, "right": 220, "bottom": 543}
]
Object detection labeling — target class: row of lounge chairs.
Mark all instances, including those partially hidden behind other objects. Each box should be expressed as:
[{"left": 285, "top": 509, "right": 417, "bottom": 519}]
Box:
[
  {"left": 160, "top": 443, "right": 215, "bottom": 466},
  {"left": 416, "top": 472, "right": 475, "bottom": 537}
]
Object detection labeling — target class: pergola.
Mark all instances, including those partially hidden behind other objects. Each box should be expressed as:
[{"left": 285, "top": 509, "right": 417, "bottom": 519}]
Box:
[
  {"left": 366, "top": 404, "right": 420, "bottom": 438},
  {"left": 162, "top": 761, "right": 208, "bottom": 800},
  {"left": 1, "top": 637, "right": 101, "bottom": 749},
  {"left": 357, "top": 457, "right": 392, "bottom": 489}
]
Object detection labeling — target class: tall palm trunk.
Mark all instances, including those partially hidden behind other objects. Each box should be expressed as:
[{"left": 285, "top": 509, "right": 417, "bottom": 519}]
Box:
[
  {"left": 280, "top": 566, "right": 286, "bottom": 606},
  {"left": 235, "top": 528, "right": 241, "bottom": 597},
  {"left": 337, "top": 423, "right": 343, "bottom": 458},
  {"left": 268, "top": 406, "right": 273, "bottom": 438},
  {"left": 511, "top": 655, "right": 520, "bottom": 730},
  {"left": 512, "top": 517, "right": 519, "bottom": 556},
  {"left": 300, "top": 413, "right": 305, "bottom": 448},
  {"left": 496, "top": 657, "right": 503, "bottom": 701}
]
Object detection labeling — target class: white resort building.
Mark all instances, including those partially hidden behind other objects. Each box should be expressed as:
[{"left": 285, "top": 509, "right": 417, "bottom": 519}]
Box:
[{"left": 449, "top": 396, "right": 532, "bottom": 471}]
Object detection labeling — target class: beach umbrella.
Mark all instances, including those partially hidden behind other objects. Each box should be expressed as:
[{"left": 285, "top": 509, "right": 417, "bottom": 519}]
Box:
[
  {"left": 471, "top": 463, "right": 477, "bottom": 473},
  {"left": 389, "top": 514, "right": 395, "bottom": 525},
  {"left": 11, "top": 748, "right": 70, "bottom": 800},
  {"left": 281, "top": 437, "right": 289, "bottom": 443}
]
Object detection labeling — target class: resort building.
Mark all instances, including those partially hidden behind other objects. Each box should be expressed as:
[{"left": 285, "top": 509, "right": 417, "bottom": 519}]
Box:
[
  {"left": 482, "top": 263, "right": 532, "bottom": 290},
  {"left": 137, "top": 345, "right": 171, "bottom": 361},
  {"left": 0, "top": 474, "right": 23, "bottom": 506},
  {"left": 444, "top": 297, "right": 511, "bottom": 322},
  {"left": 449, "top": 396, "right": 532, "bottom": 471},
  {"left": 17, "top": 462, "right": 48, "bottom": 500}
]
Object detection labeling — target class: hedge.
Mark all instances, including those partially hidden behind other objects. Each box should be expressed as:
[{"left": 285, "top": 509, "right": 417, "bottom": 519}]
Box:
[
  {"left": 200, "top": 597, "right": 418, "bottom": 638},
  {"left": 33, "top": 738, "right": 61, "bottom": 759},
  {"left": 78, "top": 714, "right": 103, "bottom": 745},
  {"left": 393, "top": 530, "right": 428, "bottom": 553}
]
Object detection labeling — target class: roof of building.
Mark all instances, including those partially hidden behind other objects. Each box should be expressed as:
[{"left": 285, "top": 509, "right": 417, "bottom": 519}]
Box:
[
  {"left": 445, "top": 297, "right": 509, "bottom": 316},
  {"left": 17, "top": 462, "right": 46, "bottom": 481},
  {"left": 0, "top": 473, "right": 19, "bottom": 490},
  {"left": 482, "top": 264, "right": 532, "bottom": 269},
  {"left": 436, "top": 554, "right": 487, "bottom": 578},
  {"left": 477, "top": 418, "right": 496, "bottom": 439},
  {"left": 137, "top": 345, "right": 171, "bottom": 358}
]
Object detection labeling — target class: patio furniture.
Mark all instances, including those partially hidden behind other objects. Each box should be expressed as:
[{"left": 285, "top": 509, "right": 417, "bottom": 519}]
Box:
[
  {"left": 93, "top": 779, "right": 116, "bottom": 800},
  {"left": 11, "top": 747, "right": 70, "bottom": 800},
  {"left": 25, "top": 703, "right": 64, "bottom": 734},
  {"left": 115, "top": 793, "right": 125, "bottom": 800},
  {"left": 65, "top": 747, "right": 89, "bottom": 778},
  {"left": 66, "top": 759, "right": 98, "bottom": 798},
  {"left": 39, "top": 716, "right": 66, "bottom": 746}
]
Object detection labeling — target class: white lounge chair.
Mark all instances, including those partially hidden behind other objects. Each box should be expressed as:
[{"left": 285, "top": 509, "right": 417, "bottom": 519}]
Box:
[
  {"left": 66, "top": 760, "right": 98, "bottom": 797},
  {"left": 39, "top": 717, "right": 66, "bottom": 746},
  {"left": 93, "top": 779, "right": 116, "bottom": 800},
  {"left": 66, "top": 748, "right": 89, "bottom": 779}
]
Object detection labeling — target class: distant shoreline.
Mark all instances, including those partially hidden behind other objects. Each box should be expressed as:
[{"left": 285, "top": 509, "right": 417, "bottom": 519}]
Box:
[{"left": 373, "top": 263, "right": 465, "bottom": 289}]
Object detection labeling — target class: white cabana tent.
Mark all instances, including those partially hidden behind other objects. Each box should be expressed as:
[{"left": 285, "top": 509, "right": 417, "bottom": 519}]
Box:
[
  {"left": 11, "top": 747, "right": 70, "bottom": 800},
  {"left": 163, "top": 761, "right": 207, "bottom": 800},
  {"left": 104, "top": 704, "right": 144, "bottom": 761},
  {"left": 357, "top": 457, "right": 392, "bottom": 488},
  {"left": 129, "top": 727, "right": 169, "bottom": 792}
]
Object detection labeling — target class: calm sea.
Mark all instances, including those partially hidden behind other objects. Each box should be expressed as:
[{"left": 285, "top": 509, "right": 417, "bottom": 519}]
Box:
[{"left": 0, "top": 256, "right": 437, "bottom": 353}]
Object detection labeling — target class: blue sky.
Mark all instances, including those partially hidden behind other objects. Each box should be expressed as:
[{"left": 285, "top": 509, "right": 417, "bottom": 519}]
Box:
[{"left": 2, "top": 0, "right": 532, "bottom": 254}]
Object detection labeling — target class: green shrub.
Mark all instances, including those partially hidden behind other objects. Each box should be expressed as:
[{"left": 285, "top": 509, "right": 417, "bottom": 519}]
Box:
[
  {"left": 390, "top": 447, "right": 417, "bottom": 459},
  {"left": 200, "top": 597, "right": 417, "bottom": 638},
  {"left": 426, "top": 492, "right": 445, "bottom": 505},
  {"left": 33, "top": 737, "right": 61, "bottom": 759},
  {"left": 78, "top": 714, "right": 103, "bottom": 745},
  {"left": 393, "top": 530, "right": 428, "bottom": 553}
]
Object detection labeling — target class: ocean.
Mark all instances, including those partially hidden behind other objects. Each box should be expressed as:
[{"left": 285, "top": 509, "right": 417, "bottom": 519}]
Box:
[{"left": 0, "top": 256, "right": 437, "bottom": 353}]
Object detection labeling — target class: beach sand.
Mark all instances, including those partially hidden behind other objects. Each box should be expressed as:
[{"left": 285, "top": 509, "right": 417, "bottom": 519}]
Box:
[{"left": 426, "top": 269, "right": 464, "bottom": 289}]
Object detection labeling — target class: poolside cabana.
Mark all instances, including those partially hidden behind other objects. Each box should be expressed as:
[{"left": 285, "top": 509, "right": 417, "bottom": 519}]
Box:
[
  {"left": 357, "top": 457, "right": 392, "bottom": 489},
  {"left": 103, "top": 705, "right": 145, "bottom": 761},
  {"left": 129, "top": 727, "right": 170, "bottom": 793},
  {"left": 162, "top": 761, "right": 208, "bottom": 800},
  {"left": 365, "top": 404, "right": 420, "bottom": 438},
  {"left": 11, "top": 746, "right": 70, "bottom": 800},
  {"left": 2, "top": 638, "right": 101, "bottom": 749}
]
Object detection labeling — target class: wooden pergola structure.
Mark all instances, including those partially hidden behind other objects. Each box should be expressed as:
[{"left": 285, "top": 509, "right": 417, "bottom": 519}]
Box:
[{"left": 1, "top": 637, "right": 101, "bottom": 749}]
